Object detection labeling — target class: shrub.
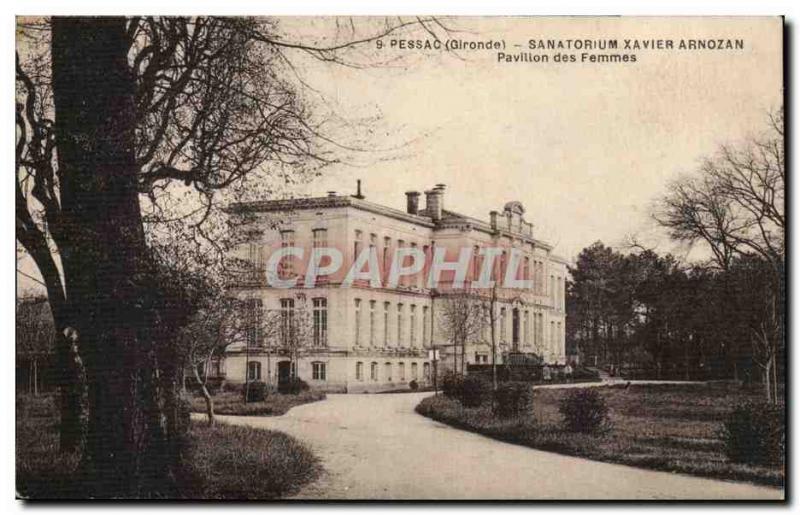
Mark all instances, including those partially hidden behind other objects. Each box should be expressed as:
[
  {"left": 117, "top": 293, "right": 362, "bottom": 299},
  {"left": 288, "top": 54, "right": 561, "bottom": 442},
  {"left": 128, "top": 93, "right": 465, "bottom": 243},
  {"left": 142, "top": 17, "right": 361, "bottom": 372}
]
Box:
[
  {"left": 721, "top": 402, "right": 784, "bottom": 466},
  {"left": 572, "top": 367, "right": 601, "bottom": 382},
  {"left": 409, "top": 380, "right": 419, "bottom": 391},
  {"left": 278, "top": 377, "right": 310, "bottom": 395},
  {"left": 493, "top": 382, "right": 534, "bottom": 418},
  {"left": 243, "top": 381, "right": 269, "bottom": 403},
  {"left": 441, "top": 372, "right": 464, "bottom": 399},
  {"left": 558, "top": 388, "right": 609, "bottom": 433},
  {"left": 460, "top": 375, "right": 490, "bottom": 407}
]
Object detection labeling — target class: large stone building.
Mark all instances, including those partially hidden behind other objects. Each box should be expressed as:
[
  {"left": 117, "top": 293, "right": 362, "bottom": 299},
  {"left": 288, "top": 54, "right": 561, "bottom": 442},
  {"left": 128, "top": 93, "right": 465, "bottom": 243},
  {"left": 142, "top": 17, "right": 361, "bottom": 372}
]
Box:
[{"left": 222, "top": 184, "right": 567, "bottom": 392}]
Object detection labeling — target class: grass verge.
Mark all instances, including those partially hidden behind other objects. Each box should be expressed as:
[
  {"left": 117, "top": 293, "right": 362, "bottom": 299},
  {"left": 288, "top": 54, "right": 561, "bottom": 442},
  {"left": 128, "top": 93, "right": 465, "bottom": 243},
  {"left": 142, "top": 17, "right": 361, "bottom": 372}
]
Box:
[
  {"left": 17, "top": 393, "right": 320, "bottom": 499},
  {"left": 189, "top": 389, "right": 326, "bottom": 417},
  {"left": 416, "top": 384, "right": 784, "bottom": 488}
]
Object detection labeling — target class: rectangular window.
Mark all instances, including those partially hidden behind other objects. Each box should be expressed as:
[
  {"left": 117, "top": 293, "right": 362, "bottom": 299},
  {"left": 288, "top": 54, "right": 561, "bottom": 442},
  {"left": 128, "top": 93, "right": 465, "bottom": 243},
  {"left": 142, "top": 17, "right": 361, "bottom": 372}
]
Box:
[
  {"left": 312, "top": 297, "right": 327, "bottom": 347},
  {"left": 538, "top": 313, "right": 544, "bottom": 347},
  {"left": 280, "top": 298, "right": 294, "bottom": 346},
  {"left": 385, "top": 362, "right": 393, "bottom": 382},
  {"left": 473, "top": 245, "right": 480, "bottom": 280},
  {"left": 423, "top": 362, "right": 431, "bottom": 380},
  {"left": 354, "top": 298, "right": 362, "bottom": 346},
  {"left": 383, "top": 302, "right": 391, "bottom": 347},
  {"left": 500, "top": 307, "right": 507, "bottom": 342},
  {"left": 369, "top": 300, "right": 376, "bottom": 347},
  {"left": 247, "top": 361, "right": 261, "bottom": 381},
  {"left": 523, "top": 310, "right": 530, "bottom": 347},
  {"left": 498, "top": 251, "right": 507, "bottom": 282},
  {"left": 246, "top": 298, "right": 262, "bottom": 348},
  {"left": 411, "top": 362, "right": 418, "bottom": 380},
  {"left": 537, "top": 262, "right": 543, "bottom": 294},
  {"left": 410, "top": 243, "right": 418, "bottom": 287},
  {"left": 356, "top": 361, "right": 364, "bottom": 381},
  {"left": 279, "top": 230, "right": 295, "bottom": 278},
  {"left": 557, "top": 321, "right": 563, "bottom": 350},
  {"left": 410, "top": 305, "right": 417, "bottom": 348},
  {"left": 397, "top": 240, "right": 405, "bottom": 286},
  {"left": 371, "top": 362, "right": 378, "bottom": 381},
  {"left": 399, "top": 362, "right": 406, "bottom": 381},
  {"left": 383, "top": 237, "right": 391, "bottom": 281},
  {"left": 312, "top": 362, "right": 326, "bottom": 381},
  {"left": 248, "top": 242, "right": 263, "bottom": 281},
  {"left": 422, "top": 306, "right": 429, "bottom": 346},
  {"left": 312, "top": 229, "right": 329, "bottom": 282},
  {"left": 397, "top": 303, "right": 404, "bottom": 347},
  {"left": 523, "top": 256, "right": 530, "bottom": 281},
  {"left": 423, "top": 245, "right": 430, "bottom": 287},
  {"left": 312, "top": 228, "right": 327, "bottom": 247},
  {"left": 354, "top": 230, "right": 363, "bottom": 262}
]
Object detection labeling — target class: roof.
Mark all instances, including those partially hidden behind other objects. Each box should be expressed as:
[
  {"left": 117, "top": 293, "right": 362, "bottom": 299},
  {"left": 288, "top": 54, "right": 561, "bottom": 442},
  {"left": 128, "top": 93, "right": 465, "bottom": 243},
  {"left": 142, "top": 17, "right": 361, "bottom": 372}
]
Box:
[{"left": 228, "top": 195, "right": 556, "bottom": 251}]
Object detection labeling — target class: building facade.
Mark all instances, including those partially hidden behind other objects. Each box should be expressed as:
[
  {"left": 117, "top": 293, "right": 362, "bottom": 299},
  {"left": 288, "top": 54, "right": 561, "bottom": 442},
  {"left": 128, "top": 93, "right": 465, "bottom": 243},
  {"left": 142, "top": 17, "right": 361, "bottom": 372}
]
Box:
[{"left": 222, "top": 184, "right": 567, "bottom": 392}]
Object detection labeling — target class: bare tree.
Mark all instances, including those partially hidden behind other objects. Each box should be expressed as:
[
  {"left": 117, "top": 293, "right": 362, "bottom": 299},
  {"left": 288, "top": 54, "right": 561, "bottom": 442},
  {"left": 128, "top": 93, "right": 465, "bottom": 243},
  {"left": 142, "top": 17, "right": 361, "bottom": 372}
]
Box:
[
  {"left": 655, "top": 107, "right": 784, "bottom": 402},
  {"left": 438, "top": 291, "right": 489, "bottom": 375},
  {"left": 179, "top": 296, "right": 248, "bottom": 423}
]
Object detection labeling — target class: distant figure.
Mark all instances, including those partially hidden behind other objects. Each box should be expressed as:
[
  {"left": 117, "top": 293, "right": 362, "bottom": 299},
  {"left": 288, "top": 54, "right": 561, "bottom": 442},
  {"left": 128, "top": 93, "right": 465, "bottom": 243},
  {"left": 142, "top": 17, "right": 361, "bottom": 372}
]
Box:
[
  {"left": 564, "top": 363, "right": 573, "bottom": 383},
  {"left": 624, "top": 381, "right": 632, "bottom": 390}
]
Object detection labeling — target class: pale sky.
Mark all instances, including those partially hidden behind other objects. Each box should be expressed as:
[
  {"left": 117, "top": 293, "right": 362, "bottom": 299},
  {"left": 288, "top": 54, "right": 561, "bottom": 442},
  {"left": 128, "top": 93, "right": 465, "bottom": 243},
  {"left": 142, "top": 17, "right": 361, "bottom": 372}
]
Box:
[
  {"left": 282, "top": 16, "right": 783, "bottom": 262},
  {"left": 16, "top": 16, "right": 783, "bottom": 293}
]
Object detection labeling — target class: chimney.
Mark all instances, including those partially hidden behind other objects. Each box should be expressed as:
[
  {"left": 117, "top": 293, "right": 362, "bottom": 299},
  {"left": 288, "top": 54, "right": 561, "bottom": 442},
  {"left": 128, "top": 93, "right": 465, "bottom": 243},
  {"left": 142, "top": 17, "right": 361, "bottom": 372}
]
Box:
[
  {"left": 434, "top": 183, "right": 446, "bottom": 211},
  {"left": 405, "top": 191, "right": 420, "bottom": 215},
  {"left": 490, "top": 210, "right": 498, "bottom": 230},
  {"left": 425, "top": 189, "right": 442, "bottom": 221},
  {"left": 352, "top": 179, "right": 365, "bottom": 200}
]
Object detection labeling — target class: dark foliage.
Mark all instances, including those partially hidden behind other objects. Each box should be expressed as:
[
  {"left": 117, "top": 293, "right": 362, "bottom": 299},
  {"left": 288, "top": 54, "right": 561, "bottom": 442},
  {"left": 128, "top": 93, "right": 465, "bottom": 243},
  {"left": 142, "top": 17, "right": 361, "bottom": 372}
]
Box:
[
  {"left": 409, "top": 380, "right": 419, "bottom": 391},
  {"left": 558, "top": 388, "right": 609, "bottom": 433},
  {"left": 278, "top": 377, "right": 310, "bottom": 395},
  {"left": 243, "top": 381, "right": 269, "bottom": 403},
  {"left": 572, "top": 367, "right": 601, "bottom": 382},
  {"left": 721, "top": 402, "right": 785, "bottom": 466},
  {"left": 494, "top": 382, "right": 534, "bottom": 418},
  {"left": 460, "top": 375, "right": 491, "bottom": 407},
  {"left": 441, "top": 372, "right": 464, "bottom": 399}
]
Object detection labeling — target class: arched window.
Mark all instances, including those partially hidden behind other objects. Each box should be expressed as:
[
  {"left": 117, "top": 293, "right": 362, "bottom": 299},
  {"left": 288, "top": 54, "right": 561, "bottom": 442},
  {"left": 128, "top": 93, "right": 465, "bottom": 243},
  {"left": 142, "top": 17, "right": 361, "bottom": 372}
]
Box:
[
  {"left": 356, "top": 361, "right": 364, "bottom": 381},
  {"left": 423, "top": 362, "right": 431, "bottom": 380},
  {"left": 385, "top": 362, "right": 393, "bottom": 382},
  {"left": 398, "top": 362, "right": 406, "bottom": 381},
  {"left": 370, "top": 362, "right": 379, "bottom": 381}
]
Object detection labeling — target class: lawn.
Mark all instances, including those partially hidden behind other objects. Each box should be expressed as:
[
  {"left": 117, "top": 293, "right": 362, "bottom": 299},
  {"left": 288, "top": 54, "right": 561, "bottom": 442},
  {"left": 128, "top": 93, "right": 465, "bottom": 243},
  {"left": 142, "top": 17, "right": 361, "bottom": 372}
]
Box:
[
  {"left": 16, "top": 393, "right": 321, "bottom": 499},
  {"left": 189, "top": 389, "right": 326, "bottom": 417},
  {"left": 416, "top": 383, "right": 784, "bottom": 488}
]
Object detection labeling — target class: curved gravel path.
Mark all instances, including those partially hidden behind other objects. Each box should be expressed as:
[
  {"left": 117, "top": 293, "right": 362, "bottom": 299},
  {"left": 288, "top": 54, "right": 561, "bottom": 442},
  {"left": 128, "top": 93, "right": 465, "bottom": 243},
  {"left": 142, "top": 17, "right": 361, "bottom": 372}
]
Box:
[{"left": 205, "top": 392, "right": 783, "bottom": 500}]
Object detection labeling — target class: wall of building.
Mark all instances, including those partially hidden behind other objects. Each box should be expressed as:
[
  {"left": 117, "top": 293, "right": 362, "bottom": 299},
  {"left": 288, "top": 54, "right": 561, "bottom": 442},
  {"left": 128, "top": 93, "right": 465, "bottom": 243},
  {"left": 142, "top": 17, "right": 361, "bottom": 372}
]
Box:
[{"left": 225, "top": 192, "right": 569, "bottom": 392}]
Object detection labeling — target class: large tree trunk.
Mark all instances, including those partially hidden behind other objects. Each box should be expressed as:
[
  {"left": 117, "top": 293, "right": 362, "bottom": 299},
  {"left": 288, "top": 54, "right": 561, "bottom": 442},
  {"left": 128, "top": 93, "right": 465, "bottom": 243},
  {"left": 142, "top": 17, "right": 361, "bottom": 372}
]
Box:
[{"left": 51, "top": 17, "right": 187, "bottom": 497}]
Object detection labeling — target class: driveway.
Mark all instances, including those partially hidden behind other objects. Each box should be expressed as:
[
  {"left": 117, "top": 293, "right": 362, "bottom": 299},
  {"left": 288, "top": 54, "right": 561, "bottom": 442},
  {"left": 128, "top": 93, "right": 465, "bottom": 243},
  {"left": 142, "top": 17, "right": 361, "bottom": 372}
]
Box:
[{"left": 208, "top": 392, "right": 784, "bottom": 500}]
